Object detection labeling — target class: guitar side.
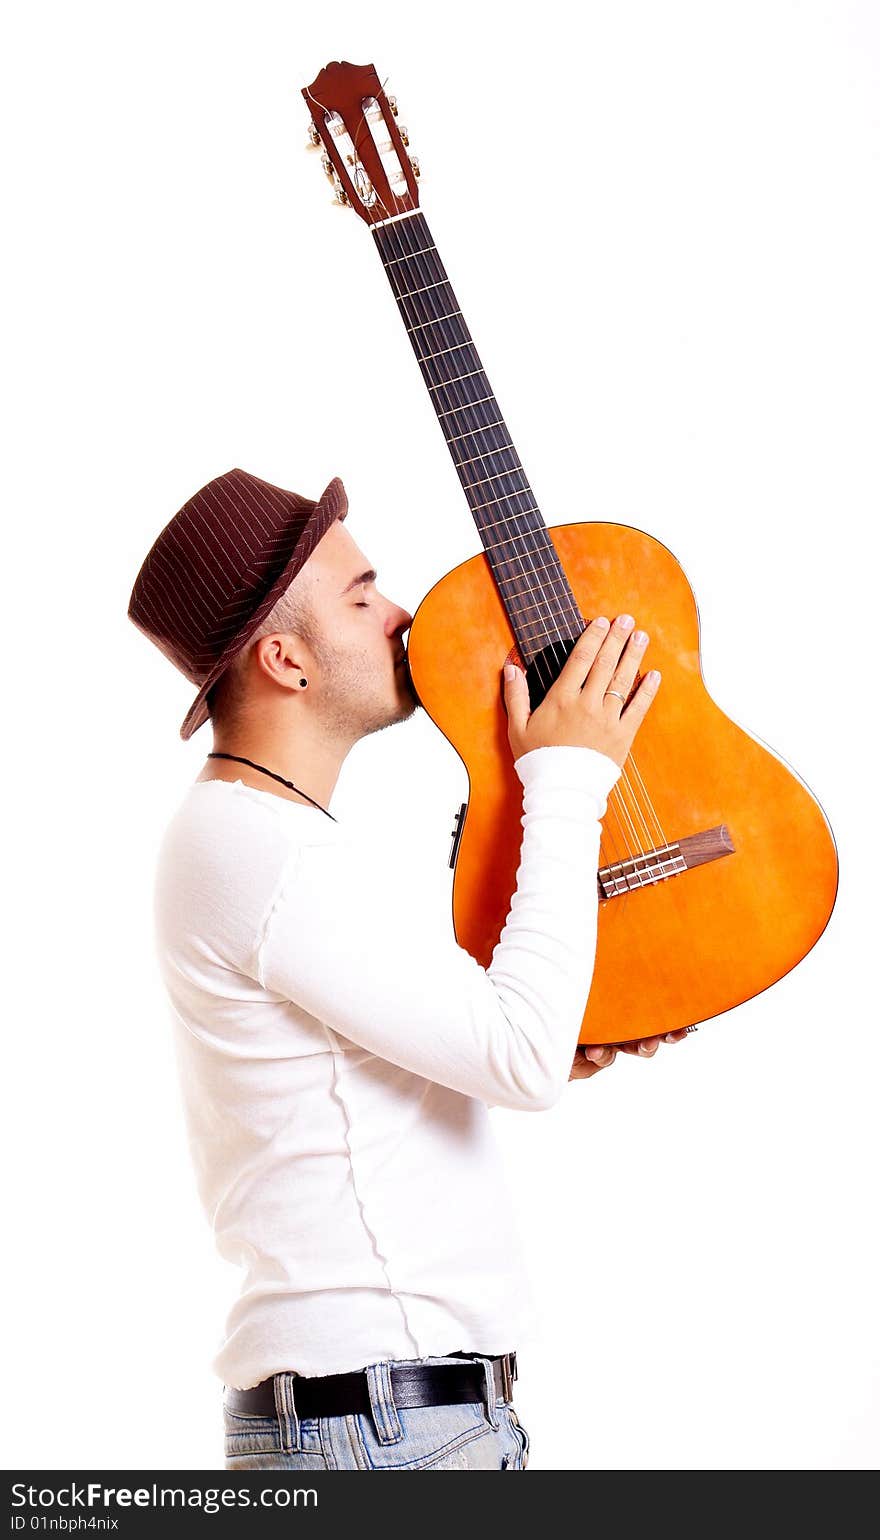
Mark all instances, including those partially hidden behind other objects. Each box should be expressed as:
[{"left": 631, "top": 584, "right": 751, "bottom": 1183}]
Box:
[{"left": 407, "top": 519, "right": 839, "bottom": 1044}]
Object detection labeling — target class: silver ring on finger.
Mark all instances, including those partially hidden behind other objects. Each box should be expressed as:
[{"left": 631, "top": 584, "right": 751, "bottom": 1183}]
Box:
[{"left": 605, "top": 689, "right": 626, "bottom": 704}]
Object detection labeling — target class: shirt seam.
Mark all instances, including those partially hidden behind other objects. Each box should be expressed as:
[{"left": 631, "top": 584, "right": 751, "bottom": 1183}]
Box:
[
  {"left": 252, "top": 844, "right": 306, "bottom": 989},
  {"left": 321, "top": 1021, "right": 423, "bottom": 1358}
]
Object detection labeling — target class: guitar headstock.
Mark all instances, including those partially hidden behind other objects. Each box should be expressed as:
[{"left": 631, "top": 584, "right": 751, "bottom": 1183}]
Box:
[{"left": 302, "top": 61, "right": 420, "bottom": 225}]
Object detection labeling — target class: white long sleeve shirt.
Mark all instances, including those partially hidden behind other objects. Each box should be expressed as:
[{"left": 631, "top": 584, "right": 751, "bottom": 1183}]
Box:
[{"left": 152, "top": 743, "right": 622, "bottom": 1389}]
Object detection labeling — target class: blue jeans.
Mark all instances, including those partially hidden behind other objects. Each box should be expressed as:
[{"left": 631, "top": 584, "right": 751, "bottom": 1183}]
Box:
[{"left": 223, "top": 1353, "right": 531, "bottom": 1470}]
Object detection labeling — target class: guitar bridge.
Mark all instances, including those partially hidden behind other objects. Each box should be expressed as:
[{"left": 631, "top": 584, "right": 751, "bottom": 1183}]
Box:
[{"left": 598, "top": 824, "right": 735, "bottom": 899}]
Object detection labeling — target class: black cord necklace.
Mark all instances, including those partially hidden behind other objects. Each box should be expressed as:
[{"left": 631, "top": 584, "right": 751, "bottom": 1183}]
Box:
[{"left": 207, "top": 752, "right": 337, "bottom": 821}]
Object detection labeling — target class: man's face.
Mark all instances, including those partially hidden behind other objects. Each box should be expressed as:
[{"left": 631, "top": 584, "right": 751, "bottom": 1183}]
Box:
[{"left": 300, "top": 520, "right": 419, "bottom": 739}]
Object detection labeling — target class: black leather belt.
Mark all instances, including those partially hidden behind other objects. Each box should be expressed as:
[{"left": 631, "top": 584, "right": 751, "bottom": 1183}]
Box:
[{"left": 225, "top": 1351, "right": 517, "bottom": 1420}]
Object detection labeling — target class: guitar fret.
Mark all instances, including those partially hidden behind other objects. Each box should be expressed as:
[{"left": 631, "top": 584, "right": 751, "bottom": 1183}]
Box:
[
  {"left": 497, "top": 564, "right": 569, "bottom": 597},
  {"left": 456, "top": 446, "right": 521, "bottom": 470},
  {"left": 502, "top": 593, "right": 572, "bottom": 623},
  {"left": 516, "top": 622, "right": 574, "bottom": 647},
  {"left": 510, "top": 626, "right": 571, "bottom": 653},
  {"left": 517, "top": 600, "right": 570, "bottom": 625},
  {"left": 384, "top": 245, "right": 438, "bottom": 267},
  {"left": 495, "top": 564, "right": 575, "bottom": 601},
  {"left": 416, "top": 340, "right": 476, "bottom": 364},
  {"left": 394, "top": 277, "right": 453, "bottom": 300},
  {"left": 493, "top": 569, "right": 576, "bottom": 603},
  {"left": 437, "top": 393, "right": 497, "bottom": 419},
  {"left": 444, "top": 419, "right": 508, "bottom": 444},
  {"left": 485, "top": 527, "right": 553, "bottom": 550},
  {"left": 480, "top": 508, "right": 544, "bottom": 531},
  {"left": 428, "top": 367, "right": 487, "bottom": 394},
  {"left": 406, "top": 310, "right": 464, "bottom": 332},
  {"left": 469, "top": 488, "right": 537, "bottom": 514},
  {"left": 462, "top": 467, "right": 530, "bottom": 494}
]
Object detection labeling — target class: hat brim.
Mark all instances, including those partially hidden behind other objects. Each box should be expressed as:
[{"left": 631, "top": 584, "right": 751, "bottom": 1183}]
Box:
[{"left": 178, "top": 476, "right": 348, "bottom": 741}]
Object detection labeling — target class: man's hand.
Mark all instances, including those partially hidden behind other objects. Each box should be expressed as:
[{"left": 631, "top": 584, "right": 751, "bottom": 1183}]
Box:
[{"left": 569, "top": 1028, "right": 690, "bottom": 1081}]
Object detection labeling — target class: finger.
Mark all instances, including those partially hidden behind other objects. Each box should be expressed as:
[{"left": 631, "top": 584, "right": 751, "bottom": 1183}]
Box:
[
  {"left": 501, "top": 660, "right": 530, "bottom": 738},
  {"left": 581, "top": 614, "right": 636, "bottom": 704},
  {"left": 552, "top": 616, "right": 612, "bottom": 701},
  {"left": 619, "top": 1028, "right": 688, "bottom": 1055},
  {"left": 618, "top": 667, "right": 662, "bottom": 739},
  {"left": 617, "top": 1036, "right": 661, "bottom": 1056},
  {"left": 603, "top": 628, "right": 650, "bottom": 713},
  {"left": 569, "top": 1056, "right": 604, "bottom": 1080},
  {"left": 584, "top": 1044, "right": 617, "bottom": 1069}
]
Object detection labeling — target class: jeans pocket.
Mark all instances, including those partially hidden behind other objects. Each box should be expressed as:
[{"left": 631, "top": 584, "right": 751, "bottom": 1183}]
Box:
[
  {"left": 223, "top": 1407, "right": 281, "bottom": 1460},
  {"left": 223, "top": 1406, "right": 327, "bottom": 1469},
  {"left": 353, "top": 1400, "right": 492, "bottom": 1470}
]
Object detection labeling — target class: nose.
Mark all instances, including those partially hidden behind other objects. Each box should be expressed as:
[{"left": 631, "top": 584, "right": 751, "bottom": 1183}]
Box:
[{"left": 385, "top": 599, "right": 414, "bottom": 639}]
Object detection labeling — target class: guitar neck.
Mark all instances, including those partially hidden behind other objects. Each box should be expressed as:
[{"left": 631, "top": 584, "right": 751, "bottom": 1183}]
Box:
[{"left": 371, "top": 210, "right": 583, "bottom": 668}]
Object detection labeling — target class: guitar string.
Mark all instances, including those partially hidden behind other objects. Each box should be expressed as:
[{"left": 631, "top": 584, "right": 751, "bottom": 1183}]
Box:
[
  {"left": 374, "top": 211, "right": 664, "bottom": 887},
  {"left": 314, "top": 92, "right": 669, "bottom": 886},
  {"left": 373, "top": 211, "right": 670, "bottom": 887},
  {"left": 340, "top": 104, "right": 594, "bottom": 706},
  {"left": 371, "top": 215, "right": 653, "bottom": 878},
  {"left": 375, "top": 216, "right": 573, "bottom": 681},
  {"left": 317, "top": 99, "right": 625, "bottom": 758},
  {"left": 374, "top": 211, "right": 661, "bottom": 886}
]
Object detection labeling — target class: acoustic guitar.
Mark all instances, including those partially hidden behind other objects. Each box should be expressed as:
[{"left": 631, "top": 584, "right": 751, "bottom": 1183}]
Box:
[{"left": 302, "top": 60, "right": 838, "bottom": 1044}]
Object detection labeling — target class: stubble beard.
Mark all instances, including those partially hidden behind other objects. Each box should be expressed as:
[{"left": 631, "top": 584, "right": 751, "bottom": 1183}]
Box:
[{"left": 318, "top": 655, "right": 420, "bottom": 743}]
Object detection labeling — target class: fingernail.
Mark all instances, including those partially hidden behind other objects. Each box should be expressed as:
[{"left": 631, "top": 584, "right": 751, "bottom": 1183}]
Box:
[
  {"left": 592, "top": 616, "right": 610, "bottom": 630},
  {"left": 503, "top": 663, "right": 515, "bottom": 681},
  {"left": 638, "top": 1043, "right": 652, "bottom": 1055},
  {"left": 617, "top": 614, "right": 634, "bottom": 630},
  {"left": 649, "top": 670, "right": 661, "bottom": 683},
  {"left": 632, "top": 630, "right": 648, "bottom": 646},
  {"left": 664, "top": 1032, "right": 677, "bottom": 1042}
]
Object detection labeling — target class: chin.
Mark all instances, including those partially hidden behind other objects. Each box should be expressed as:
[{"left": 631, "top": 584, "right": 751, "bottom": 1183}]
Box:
[{"left": 387, "top": 680, "right": 419, "bottom": 728}]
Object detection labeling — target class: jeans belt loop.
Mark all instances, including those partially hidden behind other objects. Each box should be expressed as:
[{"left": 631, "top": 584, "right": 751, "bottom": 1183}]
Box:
[
  {"left": 500, "top": 1352, "right": 514, "bottom": 1403},
  {"left": 272, "top": 1370, "right": 302, "bottom": 1453},
  {"left": 478, "top": 1355, "right": 501, "bottom": 1429},
  {"left": 365, "top": 1361, "right": 404, "bottom": 1445}
]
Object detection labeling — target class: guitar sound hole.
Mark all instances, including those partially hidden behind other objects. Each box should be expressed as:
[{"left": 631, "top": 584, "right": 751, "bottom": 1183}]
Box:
[{"left": 525, "top": 637, "right": 581, "bottom": 712}]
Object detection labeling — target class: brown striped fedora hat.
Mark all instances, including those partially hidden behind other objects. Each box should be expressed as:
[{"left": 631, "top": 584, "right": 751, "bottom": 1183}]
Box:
[{"left": 128, "top": 467, "right": 348, "bottom": 740}]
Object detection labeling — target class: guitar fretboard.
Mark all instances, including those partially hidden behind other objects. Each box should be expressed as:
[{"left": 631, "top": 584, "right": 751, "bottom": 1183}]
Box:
[{"left": 372, "top": 210, "right": 584, "bottom": 671}]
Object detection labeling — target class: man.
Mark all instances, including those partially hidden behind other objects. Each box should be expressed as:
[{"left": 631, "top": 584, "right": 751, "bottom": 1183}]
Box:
[{"left": 128, "top": 465, "right": 685, "bottom": 1472}]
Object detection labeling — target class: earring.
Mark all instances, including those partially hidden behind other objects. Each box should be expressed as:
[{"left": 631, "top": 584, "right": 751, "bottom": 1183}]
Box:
[{"left": 299, "top": 678, "right": 307, "bottom": 688}]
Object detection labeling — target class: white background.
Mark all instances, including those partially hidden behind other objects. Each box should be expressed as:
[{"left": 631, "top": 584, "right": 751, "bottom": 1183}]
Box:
[{"left": 3, "top": 0, "right": 877, "bottom": 1472}]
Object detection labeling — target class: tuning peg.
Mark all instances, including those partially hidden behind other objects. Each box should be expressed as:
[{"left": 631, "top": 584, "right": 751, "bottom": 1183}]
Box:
[
  {"left": 398, "top": 124, "right": 409, "bottom": 147},
  {"left": 332, "top": 188, "right": 351, "bottom": 207},
  {"left": 305, "top": 121, "right": 322, "bottom": 149},
  {"left": 321, "top": 152, "right": 334, "bottom": 180},
  {"left": 387, "top": 94, "right": 399, "bottom": 117},
  {"left": 409, "top": 155, "right": 421, "bottom": 179}
]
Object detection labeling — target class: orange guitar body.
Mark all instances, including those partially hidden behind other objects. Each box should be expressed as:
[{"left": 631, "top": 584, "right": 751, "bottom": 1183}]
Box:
[
  {"left": 407, "top": 519, "right": 839, "bottom": 1045},
  {"left": 301, "top": 60, "right": 838, "bottom": 1045}
]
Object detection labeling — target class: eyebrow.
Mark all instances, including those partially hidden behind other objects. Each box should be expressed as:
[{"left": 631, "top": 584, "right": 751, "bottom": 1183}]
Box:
[{"left": 339, "top": 568, "right": 377, "bottom": 596}]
